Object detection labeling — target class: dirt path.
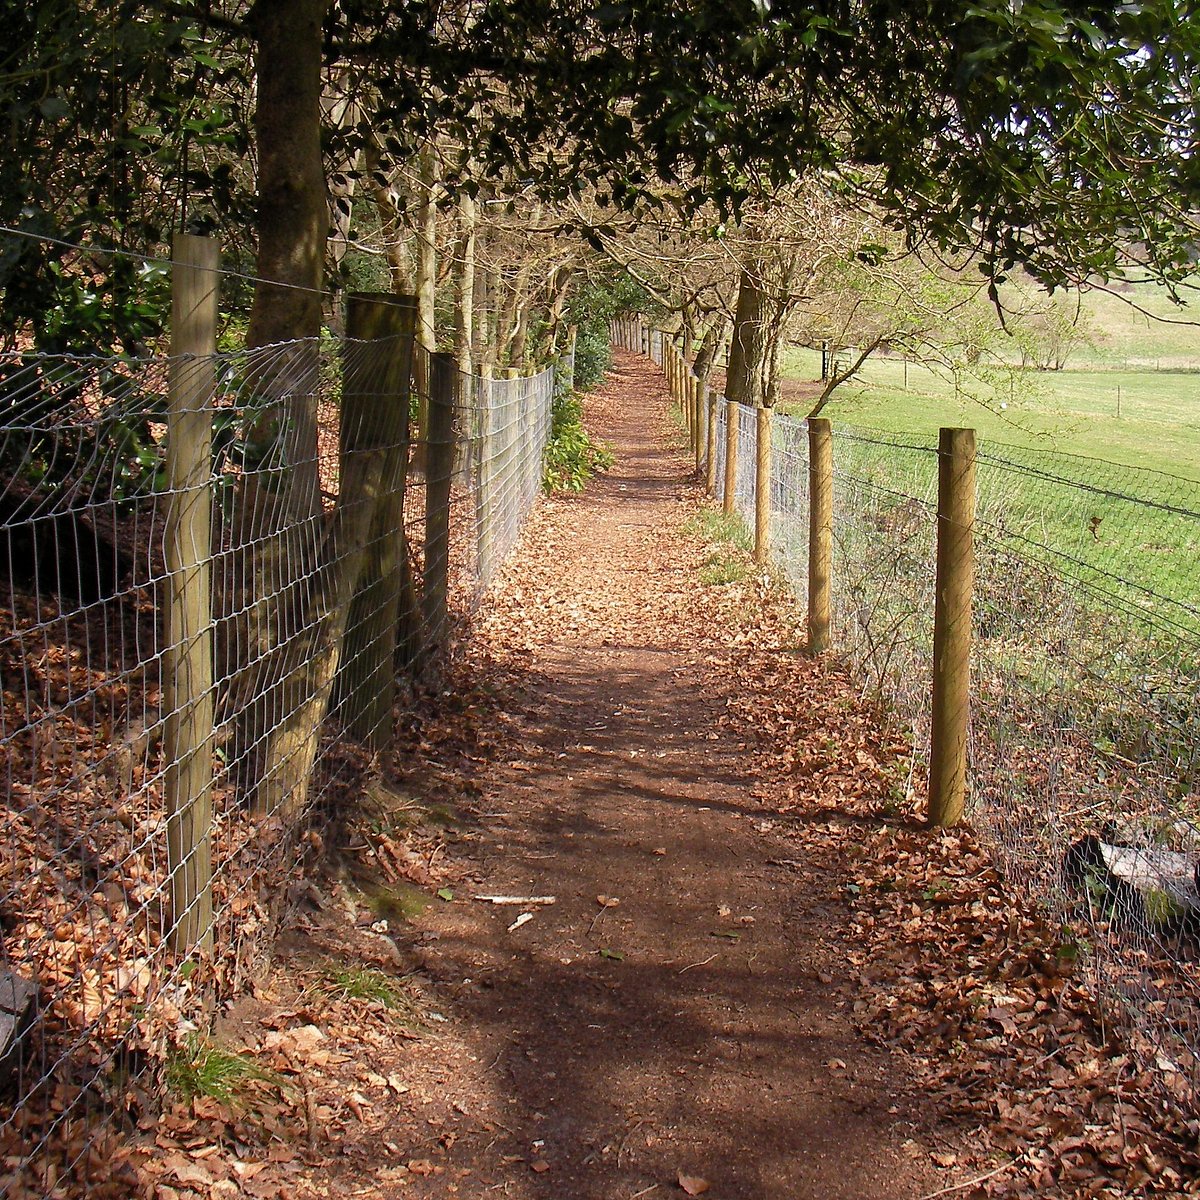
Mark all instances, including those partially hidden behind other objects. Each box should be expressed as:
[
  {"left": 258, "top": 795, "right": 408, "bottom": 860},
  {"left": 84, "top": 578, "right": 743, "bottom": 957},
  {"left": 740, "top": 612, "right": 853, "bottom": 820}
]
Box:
[
  {"left": 361, "top": 350, "right": 950, "bottom": 1199},
  {"left": 132, "top": 349, "right": 1197, "bottom": 1200}
]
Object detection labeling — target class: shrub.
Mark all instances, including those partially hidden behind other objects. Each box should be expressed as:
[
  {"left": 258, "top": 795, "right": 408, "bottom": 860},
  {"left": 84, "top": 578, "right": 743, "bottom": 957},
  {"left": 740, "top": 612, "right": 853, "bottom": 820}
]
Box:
[{"left": 543, "top": 384, "right": 613, "bottom": 493}]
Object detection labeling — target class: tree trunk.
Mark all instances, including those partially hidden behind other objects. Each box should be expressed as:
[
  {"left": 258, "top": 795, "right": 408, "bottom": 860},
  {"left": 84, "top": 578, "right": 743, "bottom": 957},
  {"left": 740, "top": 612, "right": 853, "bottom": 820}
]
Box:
[
  {"left": 482, "top": 258, "right": 502, "bottom": 371},
  {"left": 246, "top": 0, "right": 329, "bottom": 350},
  {"left": 496, "top": 206, "right": 541, "bottom": 364},
  {"left": 330, "top": 294, "right": 418, "bottom": 752},
  {"left": 725, "top": 265, "right": 772, "bottom": 408},
  {"left": 453, "top": 184, "right": 476, "bottom": 375},
  {"left": 542, "top": 262, "right": 575, "bottom": 357},
  {"left": 230, "top": 0, "right": 332, "bottom": 815},
  {"left": 412, "top": 139, "right": 439, "bottom": 455},
  {"left": 323, "top": 66, "right": 362, "bottom": 332},
  {"left": 508, "top": 299, "right": 532, "bottom": 367},
  {"left": 691, "top": 322, "right": 722, "bottom": 387},
  {"left": 366, "top": 143, "right": 413, "bottom": 293}
]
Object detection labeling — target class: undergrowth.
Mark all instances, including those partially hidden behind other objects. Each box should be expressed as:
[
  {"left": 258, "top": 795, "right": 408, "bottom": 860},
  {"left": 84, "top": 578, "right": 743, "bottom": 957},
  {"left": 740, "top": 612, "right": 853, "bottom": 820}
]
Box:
[
  {"left": 543, "top": 389, "right": 613, "bottom": 492},
  {"left": 321, "top": 966, "right": 407, "bottom": 1009},
  {"left": 684, "top": 508, "right": 754, "bottom": 585},
  {"left": 165, "top": 1035, "right": 279, "bottom": 1105}
]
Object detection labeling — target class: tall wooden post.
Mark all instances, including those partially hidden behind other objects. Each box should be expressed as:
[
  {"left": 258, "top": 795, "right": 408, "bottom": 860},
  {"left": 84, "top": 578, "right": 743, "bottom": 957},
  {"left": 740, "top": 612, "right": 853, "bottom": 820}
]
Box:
[
  {"left": 723, "top": 398, "right": 740, "bottom": 517},
  {"left": 754, "top": 404, "right": 772, "bottom": 564},
  {"left": 704, "top": 381, "right": 718, "bottom": 496},
  {"left": 332, "top": 293, "right": 418, "bottom": 748},
  {"left": 692, "top": 375, "right": 703, "bottom": 474},
  {"left": 165, "top": 233, "right": 218, "bottom": 957},
  {"left": 423, "top": 352, "right": 458, "bottom": 657},
  {"left": 475, "top": 366, "right": 496, "bottom": 585},
  {"left": 807, "top": 418, "right": 833, "bottom": 654},
  {"left": 928, "top": 427, "right": 977, "bottom": 827},
  {"left": 564, "top": 324, "right": 578, "bottom": 392}
]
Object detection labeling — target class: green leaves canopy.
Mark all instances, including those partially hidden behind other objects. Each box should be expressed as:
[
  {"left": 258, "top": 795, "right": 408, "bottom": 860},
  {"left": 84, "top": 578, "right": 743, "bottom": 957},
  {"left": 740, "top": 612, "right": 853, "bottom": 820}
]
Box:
[
  {"left": 3, "top": 0, "right": 1199, "bottom": 353},
  {"left": 360, "top": 0, "right": 1200, "bottom": 288}
]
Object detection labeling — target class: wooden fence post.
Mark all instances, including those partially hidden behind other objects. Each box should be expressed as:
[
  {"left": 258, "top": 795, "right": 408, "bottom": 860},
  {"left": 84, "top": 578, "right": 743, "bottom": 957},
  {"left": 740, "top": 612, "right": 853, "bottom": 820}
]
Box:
[
  {"left": 754, "top": 404, "right": 772, "bottom": 564},
  {"left": 928, "top": 427, "right": 977, "bottom": 827},
  {"left": 475, "top": 365, "right": 496, "bottom": 585},
  {"left": 692, "top": 375, "right": 703, "bottom": 475},
  {"left": 331, "top": 292, "right": 418, "bottom": 747},
  {"left": 705, "top": 381, "right": 718, "bottom": 496},
  {"left": 165, "top": 233, "right": 218, "bottom": 957},
  {"left": 423, "top": 352, "right": 458, "bottom": 656},
  {"left": 564, "top": 324, "right": 577, "bottom": 393},
  {"left": 723, "top": 398, "right": 740, "bottom": 517},
  {"left": 807, "top": 417, "right": 833, "bottom": 654}
]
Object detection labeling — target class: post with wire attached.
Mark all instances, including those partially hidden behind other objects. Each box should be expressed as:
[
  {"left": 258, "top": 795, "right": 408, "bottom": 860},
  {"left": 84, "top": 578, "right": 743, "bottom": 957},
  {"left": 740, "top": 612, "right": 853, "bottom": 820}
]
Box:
[
  {"left": 692, "top": 374, "right": 703, "bottom": 475},
  {"left": 928, "top": 427, "right": 976, "bottom": 827},
  {"left": 754, "top": 403, "right": 772, "bottom": 564},
  {"left": 332, "top": 292, "right": 418, "bottom": 745},
  {"left": 807, "top": 417, "right": 832, "bottom": 654},
  {"left": 423, "top": 352, "right": 458, "bottom": 660},
  {"left": 704, "top": 380, "right": 718, "bottom": 496},
  {"left": 164, "top": 233, "right": 218, "bottom": 957},
  {"left": 475, "top": 365, "right": 496, "bottom": 586},
  {"left": 723, "top": 398, "right": 740, "bottom": 517}
]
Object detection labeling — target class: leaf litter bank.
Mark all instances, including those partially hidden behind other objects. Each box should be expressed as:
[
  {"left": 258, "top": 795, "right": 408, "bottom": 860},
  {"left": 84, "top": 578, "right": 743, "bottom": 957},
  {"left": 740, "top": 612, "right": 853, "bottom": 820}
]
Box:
[{"left": 67, "top": 350, "right": 1199, "bottom": 1198}]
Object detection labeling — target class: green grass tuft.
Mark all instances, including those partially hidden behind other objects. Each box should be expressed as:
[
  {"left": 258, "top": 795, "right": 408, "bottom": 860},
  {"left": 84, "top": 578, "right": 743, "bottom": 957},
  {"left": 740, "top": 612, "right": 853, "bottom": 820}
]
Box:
[
  {"left": 364, "top": 880, "right": 433, "bottom": 922},
  {"left": 683, "top": 508, "right": 753, "bottom": 552},
  {"left": 698, "top": 549, "right": 750, "bottom": 586},
  {"left": 322, "top": 966, "right": 406, "bottom": 1009},
  {"left": 165, "top": 1036, "right": 278, "bottom": 1106},
  {"left": 685, "top": 507, "right": 754, "bottom": 585}
]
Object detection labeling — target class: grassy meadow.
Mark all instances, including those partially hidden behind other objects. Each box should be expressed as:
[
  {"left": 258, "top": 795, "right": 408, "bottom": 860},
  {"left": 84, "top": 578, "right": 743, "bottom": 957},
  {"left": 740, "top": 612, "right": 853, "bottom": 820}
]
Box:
[
  {"left": 777, "top": 282, "right": 1200, "bottom": 481},
  {"left": 774, "top": 285, "right": 1200, "bottom": 634}
]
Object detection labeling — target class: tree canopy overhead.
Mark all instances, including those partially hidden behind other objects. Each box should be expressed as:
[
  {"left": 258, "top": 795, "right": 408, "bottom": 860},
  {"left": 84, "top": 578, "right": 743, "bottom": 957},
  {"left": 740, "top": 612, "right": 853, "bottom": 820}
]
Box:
[
  {"left": 2, "top": 0, "right": 1199, "bottom": 350},
  {"left": 437, "top": 0, "right": 1200, "bottom": 288}
]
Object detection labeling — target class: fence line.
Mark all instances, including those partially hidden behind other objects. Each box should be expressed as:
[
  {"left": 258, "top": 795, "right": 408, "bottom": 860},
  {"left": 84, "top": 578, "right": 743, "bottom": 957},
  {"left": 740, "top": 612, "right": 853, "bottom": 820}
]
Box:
[
  {"left": 617, "top": 314, "right": 1200, "bottom": 1117},
  {"left": 0, "top": 255, "right": 560, "bottom": 1191}
]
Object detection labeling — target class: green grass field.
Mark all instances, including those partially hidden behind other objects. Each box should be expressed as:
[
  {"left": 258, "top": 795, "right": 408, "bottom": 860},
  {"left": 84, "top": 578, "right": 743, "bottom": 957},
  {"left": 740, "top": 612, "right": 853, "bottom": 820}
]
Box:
[
  {"left": 778, "top": 281, "right": 1200, "bottom": 481},
  {"left": 775, "top": 283, "right": 1200, "bottom": 635}
]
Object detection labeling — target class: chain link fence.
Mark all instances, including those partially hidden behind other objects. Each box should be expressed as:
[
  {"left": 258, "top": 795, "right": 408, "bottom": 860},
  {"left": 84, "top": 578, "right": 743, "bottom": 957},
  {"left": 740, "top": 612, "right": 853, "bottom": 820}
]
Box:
[{"left": 0, "top": 328, "right": 559, "bottom": 1191}]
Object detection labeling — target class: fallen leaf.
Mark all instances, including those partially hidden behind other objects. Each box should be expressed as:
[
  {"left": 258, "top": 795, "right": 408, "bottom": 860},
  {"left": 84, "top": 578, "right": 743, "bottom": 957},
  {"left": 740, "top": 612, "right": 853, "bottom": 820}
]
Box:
[
  {"left": 678, "top": 1172, "right": 711, "bottom": 1195},
  {"left": 531, "top": 1160, "right": 551, "bottom": 1173},
  {"left": 161, "top": 1154, "right": 214, "bottom": 1188}
]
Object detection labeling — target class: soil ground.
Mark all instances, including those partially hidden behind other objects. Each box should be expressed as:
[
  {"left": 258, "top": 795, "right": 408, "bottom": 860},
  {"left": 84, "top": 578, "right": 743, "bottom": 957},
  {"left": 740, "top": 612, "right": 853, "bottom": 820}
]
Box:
[
  {"left": 251, "top": 350, "right": 956, "bottom": 1200},
  {"left": 131, "top": 350, "right": 1200, "bottom": 1200}
]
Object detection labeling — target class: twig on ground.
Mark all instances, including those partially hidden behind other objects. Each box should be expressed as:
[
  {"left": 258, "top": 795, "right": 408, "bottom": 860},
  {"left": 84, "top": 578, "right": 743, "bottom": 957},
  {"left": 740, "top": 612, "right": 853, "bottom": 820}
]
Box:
[{"left": 916, "top": 1156, "right": 1022, "bottom": 1200}]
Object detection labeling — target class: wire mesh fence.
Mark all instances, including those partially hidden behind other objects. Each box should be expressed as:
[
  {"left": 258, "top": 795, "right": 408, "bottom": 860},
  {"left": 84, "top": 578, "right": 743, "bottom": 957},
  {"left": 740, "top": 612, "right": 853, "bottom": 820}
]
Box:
[
  {"left": 0, "top": 326, "right": 558, "bottom": 1191},
  {"left": 632, "top": 318, "right": 1200, "bottom": 1117}
]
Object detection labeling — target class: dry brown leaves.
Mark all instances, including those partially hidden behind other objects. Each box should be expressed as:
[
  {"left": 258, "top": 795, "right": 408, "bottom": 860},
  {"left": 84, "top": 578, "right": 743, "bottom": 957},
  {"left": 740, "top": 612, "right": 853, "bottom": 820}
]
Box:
[{"left": 684, "top": 553, "right": 1200, "bottom": 1197}]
